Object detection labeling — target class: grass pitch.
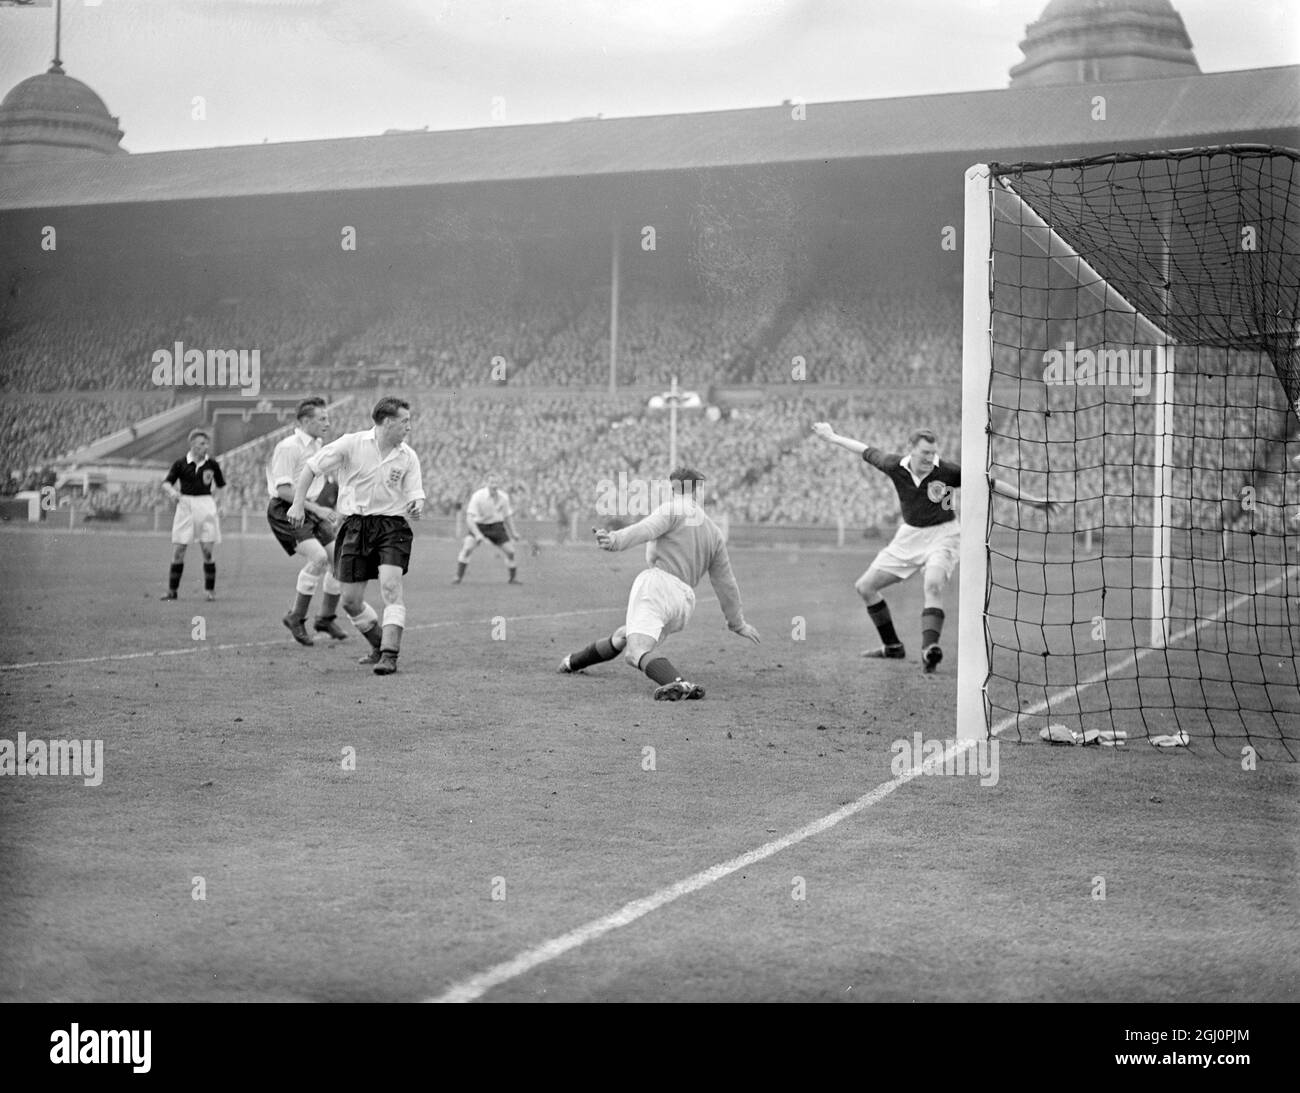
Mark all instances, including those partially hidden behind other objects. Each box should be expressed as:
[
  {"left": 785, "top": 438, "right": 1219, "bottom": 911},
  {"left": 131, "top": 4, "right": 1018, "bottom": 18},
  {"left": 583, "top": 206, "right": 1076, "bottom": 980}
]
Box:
[{"left": 0, "top": 526, "right": 1296, "bottom": 1001}]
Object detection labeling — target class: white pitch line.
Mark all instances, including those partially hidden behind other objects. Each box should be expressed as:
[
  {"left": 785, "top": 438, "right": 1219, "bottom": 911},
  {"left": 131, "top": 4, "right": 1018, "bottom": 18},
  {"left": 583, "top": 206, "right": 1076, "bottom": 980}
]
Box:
[
  {"left": 0, "top": 607, "right": 620, "bottom": 672},
  {"left": 991, "top": 566, "right": 1296, "bottom": 736},
  {"left": 426, "top": 739, "right": 974, "bottom": 1003}
]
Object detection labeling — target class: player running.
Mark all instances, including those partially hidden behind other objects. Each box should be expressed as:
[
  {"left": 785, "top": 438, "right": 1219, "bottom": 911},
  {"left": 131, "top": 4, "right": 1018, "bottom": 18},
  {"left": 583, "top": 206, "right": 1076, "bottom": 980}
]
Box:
[
  {"left": 453, "top": 472, "right": 522, "bottom": 585},
  {"left": 288, "top": 397, "right": 425, "bottom": 676},
  {"left": 160, "top": 428, "right": 224, "bottom": 601},
  {"left": 811, "top": 422, "right": 1057, "bottom": 672},
  {"left": 559, "top": 467, "right": 760, "bottom": 701},
  {"left": 266, "top": 397, "right": 348, "bottom": 646}
]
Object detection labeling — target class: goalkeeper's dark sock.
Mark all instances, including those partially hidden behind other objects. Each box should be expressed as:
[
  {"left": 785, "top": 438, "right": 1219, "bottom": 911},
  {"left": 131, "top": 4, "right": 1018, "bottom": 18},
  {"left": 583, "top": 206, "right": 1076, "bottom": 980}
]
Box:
[
  {"left": 867, "top": 600, "right": 901, "bottom": 646},
  {"left": 290, "top": 592, "right": 312, "bottom": 621},
  {"left": 640, "top": 656, "right": 679, "bottom": 687},
  {"left": 167, "top": 563, "right": 183, "bottom": 594},
  {"left": 922, "top": 608, "right": 945, "bottom": 649},
  {"left": 319, "top": 591, "right": 341, "bottom": 618},
  {"left": 569, "top": 636, "right": 621, "bottom": 671},
  {"left": 203, "top": 562, "right": 216, "bottom": 592},
  {"left": 455, "top": 562, "right": 467, "bottom": 580}
]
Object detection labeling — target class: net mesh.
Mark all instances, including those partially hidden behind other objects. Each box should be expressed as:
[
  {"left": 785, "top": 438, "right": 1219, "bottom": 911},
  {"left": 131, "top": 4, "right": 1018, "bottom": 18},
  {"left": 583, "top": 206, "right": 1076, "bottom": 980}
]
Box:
[{"left": 981, "top": 147, "right": 1300, "bottom": 760}]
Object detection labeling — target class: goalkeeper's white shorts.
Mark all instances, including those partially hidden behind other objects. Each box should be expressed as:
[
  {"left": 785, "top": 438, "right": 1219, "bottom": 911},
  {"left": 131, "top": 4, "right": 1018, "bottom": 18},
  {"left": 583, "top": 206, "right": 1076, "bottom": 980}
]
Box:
[
  {"left": 625, "top": 567, "right": 696, "bottom": 643},
  {"left": 873, "top": 520, "right": 959, "bottom": 581},
  {"left": 171, "top": 495, "right": 222, "bottom": 545}
]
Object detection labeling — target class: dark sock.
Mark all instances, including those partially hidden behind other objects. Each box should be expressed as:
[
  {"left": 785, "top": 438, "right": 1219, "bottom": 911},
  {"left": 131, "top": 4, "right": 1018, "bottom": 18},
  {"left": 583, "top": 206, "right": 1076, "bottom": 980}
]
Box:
[
  {"left": 168, "top": 563, "right": 183, "bottom": 593},
  {"left": 921, "top": 608, "right": 945, "bottom": 649},
  {"left": 508, "top": 567, "right": 517, "bottom": 581},
  {"left": 867, "top": 600, "right": 901, "bottom": 646},
  {"left": 360, "top": 621, "right": 383, "bottom": 649},
  {"left": 319, "top": 591, "right": 341, "bottom": 619},
  {"left": 640, "top": 656, "right": 679, "bottom": 687},
  {"left": 380, "top": 624, "right": 402, "bottom": 654},
  {"left": 456, "top": 562, "right": 467, "bottom": 580},
  {"left": 291, "top": 592, "right": 312, "bottom": 620},
  {"left": 569, "top": 636, "right": 621, "bottom": 671},
  {"left": 203, "top": 562, "right": 216, "bottom": 591}
]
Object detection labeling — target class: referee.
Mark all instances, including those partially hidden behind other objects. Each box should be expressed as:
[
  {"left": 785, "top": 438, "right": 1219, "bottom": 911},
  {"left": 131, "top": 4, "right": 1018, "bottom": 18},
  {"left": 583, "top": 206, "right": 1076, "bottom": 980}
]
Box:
[{"left": 288, "top": 397, "right": 425, "bottom": 675}]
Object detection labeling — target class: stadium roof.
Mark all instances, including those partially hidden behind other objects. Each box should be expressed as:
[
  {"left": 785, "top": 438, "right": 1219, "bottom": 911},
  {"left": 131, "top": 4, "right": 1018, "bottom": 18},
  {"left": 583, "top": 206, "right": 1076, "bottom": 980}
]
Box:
[{"left": 0, "top": 65, "right": 1295, "bottom": 212}]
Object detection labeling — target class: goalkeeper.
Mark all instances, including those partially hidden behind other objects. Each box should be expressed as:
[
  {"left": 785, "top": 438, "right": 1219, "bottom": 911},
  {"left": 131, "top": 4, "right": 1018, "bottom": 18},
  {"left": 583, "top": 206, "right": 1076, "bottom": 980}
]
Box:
[
  {"left": 559, "top": 467, "right": 760, "bottom": 701},
  {"left": 812, "top": 422, "right": 1057, "bottom": 673}
]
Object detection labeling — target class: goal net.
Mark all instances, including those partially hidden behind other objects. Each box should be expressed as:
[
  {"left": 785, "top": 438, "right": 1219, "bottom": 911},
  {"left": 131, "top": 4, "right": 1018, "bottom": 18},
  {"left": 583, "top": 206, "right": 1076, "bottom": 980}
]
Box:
[{"left": 957, "top": 146, "right": 1300, "bottom": 760}]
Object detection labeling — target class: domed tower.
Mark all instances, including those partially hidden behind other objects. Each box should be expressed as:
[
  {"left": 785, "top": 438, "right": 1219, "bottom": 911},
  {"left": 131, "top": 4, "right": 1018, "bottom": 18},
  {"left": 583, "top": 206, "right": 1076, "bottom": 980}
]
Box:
[
  {"left": 1010, "top": 0, "right": 1201, "bottom": 88},
  {"left": 0, "top": 60, "right": 126, "bottom": 164}
]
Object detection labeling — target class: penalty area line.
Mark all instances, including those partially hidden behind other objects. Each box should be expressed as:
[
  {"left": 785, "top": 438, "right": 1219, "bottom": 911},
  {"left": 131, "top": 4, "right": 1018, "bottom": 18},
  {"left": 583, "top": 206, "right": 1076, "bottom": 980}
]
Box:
[
  {"left": 0, "top": 606, "right": 619, "bottom": 672},
  {"left": 425, "top": 740, "right": 973, "bottom": 1003}
]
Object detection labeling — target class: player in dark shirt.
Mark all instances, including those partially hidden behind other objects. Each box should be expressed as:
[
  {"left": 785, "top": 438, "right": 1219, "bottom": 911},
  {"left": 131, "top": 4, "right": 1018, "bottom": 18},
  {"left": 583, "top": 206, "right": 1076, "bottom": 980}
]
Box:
[
  {"left": 812, "top": 422, "right": 1057, "bottom": 672},
  {"left": 161, "top": 428, "right": 225, "bottom": 600}
]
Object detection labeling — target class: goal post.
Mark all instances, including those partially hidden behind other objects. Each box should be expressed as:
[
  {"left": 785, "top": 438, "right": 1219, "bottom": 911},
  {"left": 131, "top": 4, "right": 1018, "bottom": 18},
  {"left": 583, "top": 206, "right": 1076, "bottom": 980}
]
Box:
[
  {"left": 956, "top": 165, "right": 994, "bottom": 745},
  {"left": 957, "top": 146, "right": 1300, "bottom": 760}
]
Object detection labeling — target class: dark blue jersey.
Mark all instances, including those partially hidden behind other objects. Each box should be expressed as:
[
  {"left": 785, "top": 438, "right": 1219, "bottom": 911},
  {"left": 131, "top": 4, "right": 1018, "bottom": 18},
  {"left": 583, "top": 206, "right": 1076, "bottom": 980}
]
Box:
[
  {"left": 165, "top": 457, "right": 225, "bottom": 496},
  {"left": 862, "top": 448, "right": 960, "bottom": 528}
]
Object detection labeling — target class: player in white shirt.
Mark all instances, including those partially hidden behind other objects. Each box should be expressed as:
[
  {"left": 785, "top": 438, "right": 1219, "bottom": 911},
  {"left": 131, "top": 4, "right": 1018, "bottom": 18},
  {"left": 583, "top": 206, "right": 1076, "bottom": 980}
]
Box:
[
  {"left": 265, "top": 397, "right": 347, "bottom": 646},
  {"left": 453, "top": 472, "right": 522, "bottom": 585},
  {"left": 560, "top": 468, "right": 760, "bottom": 701},
  {"left": 288, "top": 397, "right": 425, "bottom": 676}
]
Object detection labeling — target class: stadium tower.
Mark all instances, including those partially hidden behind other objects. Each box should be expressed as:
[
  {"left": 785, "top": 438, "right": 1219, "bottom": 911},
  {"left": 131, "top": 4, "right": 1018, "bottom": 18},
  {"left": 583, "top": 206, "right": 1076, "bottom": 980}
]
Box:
[
  {"left": 0, "top": 6, "right": 126, "bottom": 164},
  {"left": 1009, "top": 0, "right": 1201, "bottom": 87}
]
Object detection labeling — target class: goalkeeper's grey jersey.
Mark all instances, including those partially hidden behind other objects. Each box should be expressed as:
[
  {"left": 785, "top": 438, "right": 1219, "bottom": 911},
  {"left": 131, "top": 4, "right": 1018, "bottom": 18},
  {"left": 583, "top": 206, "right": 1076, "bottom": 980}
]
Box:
[{"left": 607, "top": 500, "right": 745, "bottom": 629}]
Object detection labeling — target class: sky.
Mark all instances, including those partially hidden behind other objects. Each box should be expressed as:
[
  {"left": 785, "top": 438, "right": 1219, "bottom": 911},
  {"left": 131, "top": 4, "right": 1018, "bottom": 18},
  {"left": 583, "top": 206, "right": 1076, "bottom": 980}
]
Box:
[{"left": 0, "top": 0, "right": 1295, "bottom": 154}]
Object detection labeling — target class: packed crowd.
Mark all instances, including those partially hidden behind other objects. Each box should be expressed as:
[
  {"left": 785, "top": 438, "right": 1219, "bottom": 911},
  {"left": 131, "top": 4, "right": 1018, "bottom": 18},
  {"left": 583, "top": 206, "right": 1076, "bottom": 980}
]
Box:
[
  {"left": 7, "top": 253, "right": 1292, "bottom": 532},
  {"left": 990, "top": 354, "right": 1300, "bottom": 537},
  {"left": 755, "top": 286, "right": 962, "bottom": 386},
  {"left": 0, "top": 393, "right": 172, "bottom": 488},
  {"left": 199, "top": 389, "right": 967, "bottom": 530},
  {"left": 1, "top": 256, "right": 964, "bottom": 396}
]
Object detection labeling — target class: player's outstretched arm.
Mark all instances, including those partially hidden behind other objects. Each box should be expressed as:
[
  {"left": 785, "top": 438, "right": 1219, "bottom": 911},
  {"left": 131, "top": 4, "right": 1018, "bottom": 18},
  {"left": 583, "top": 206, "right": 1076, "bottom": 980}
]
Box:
[
  {"left": 595, "top": 509, "right": 676, "bottom": 552},
  {"left": 706, "top": 545, "right": 758, "bottom": 643},
  {"left": 811, "top": 422, "right": 869, "bottom": 456},
  {"left": 991, "top": 477, "right": 1062, "bottom": 516}
]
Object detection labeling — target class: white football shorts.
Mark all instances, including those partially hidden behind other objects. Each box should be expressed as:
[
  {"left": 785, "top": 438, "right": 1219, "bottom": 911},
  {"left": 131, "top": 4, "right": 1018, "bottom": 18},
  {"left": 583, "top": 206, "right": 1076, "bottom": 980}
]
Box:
[
  {"left": 625, "top": 567, "right": 696, "bottom": 643},
  {"left": 171, "top": 495, "right": 222, "bottom": 545},
  {"left": 871, "top": 520, "right": 959, "bottom": 581}
]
